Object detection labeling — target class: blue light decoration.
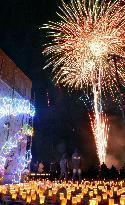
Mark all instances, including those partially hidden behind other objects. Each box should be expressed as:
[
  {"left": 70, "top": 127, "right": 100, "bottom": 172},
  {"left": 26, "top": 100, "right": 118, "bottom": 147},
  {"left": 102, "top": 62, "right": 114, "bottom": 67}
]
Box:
[
  {"left": 0, "top": 97, "right": 35, "bottom": 118},
  {"left": 0, "top": 156, "right": 6, "bottom": 174},
  {"left": 12, "top": 150, "right": 32, "bottom": 184},
  {"left": 0, "top": 124, "right": 33, "bottom": 183}
]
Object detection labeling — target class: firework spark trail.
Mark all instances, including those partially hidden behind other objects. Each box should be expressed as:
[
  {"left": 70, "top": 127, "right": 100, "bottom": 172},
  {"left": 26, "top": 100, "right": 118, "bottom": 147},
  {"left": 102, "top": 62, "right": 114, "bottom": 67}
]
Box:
[
  {"left": 89, "top": 111, "right": 109, "bottom": 165},
  {"left": 89, "top": 84, "right": 109, "bottom": 165},
  {"left": 42, "top": 0, "right": 125, "bottom": 164}
]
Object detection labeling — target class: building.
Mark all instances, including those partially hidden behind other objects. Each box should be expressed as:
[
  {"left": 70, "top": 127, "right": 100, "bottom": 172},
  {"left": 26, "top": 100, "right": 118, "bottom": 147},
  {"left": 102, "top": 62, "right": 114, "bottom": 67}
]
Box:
[{"left": 0, "top": 49, "right": 35, "bottom": 183}]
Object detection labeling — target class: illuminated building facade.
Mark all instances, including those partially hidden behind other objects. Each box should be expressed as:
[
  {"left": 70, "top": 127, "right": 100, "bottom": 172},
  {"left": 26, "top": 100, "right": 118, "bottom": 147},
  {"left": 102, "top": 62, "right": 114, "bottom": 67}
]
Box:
[{"left": 0, "top": 49, "right": 35, "bottom": 183}]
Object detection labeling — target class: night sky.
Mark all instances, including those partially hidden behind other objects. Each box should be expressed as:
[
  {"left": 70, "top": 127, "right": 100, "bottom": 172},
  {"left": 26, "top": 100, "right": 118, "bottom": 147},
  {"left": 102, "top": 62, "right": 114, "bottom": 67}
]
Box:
[{"left": 0, "top": 0, "right": 125, "bottom": 169}]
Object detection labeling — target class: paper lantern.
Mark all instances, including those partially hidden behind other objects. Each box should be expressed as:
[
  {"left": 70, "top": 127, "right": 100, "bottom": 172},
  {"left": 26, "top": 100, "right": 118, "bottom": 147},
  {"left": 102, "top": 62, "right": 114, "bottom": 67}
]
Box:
[
  {"left": 26, "top": 195, "right": 31, "bottom": 203},
  {"left": 52, "top": 188, "right": 57, "bottom": 195},
  {"left": 39, "top": 191, "right": 43, "bottom": 197},
  {"left": 103, "top": 193, "right": 107, "bottom": 200},
  {"left": 60, "top": 193, "right": 64, "bottom": 200},
  {"left": 94, "top": 189, "right": 98, "bottom": 195},
  {"left": 89, "top": 199, "right": 97, "bottom": 205},
  {"left": 89, "top": 191, "right": 94, "bottom": 197},
  {"left": 61, "top": 198, "right": 67, "bottom": 205},
  {"left": 120, "top": 195, "right": 125, "bottom": 205},
  {"left": 12, "top": 193, "right": 17, "bottom": 200},
  {"left": 67, "top": 192, "right": 71, "bottom": 200},
  {"left": 76, "top": 195, "right": 81, "bottom": 203},
  {"left": 40, "top": 196, "right": 45, "bottom": 204},
  {"left": 109, "top": 198, "right": 114, "bottom": 205},
  {"left": 72, "top": 197, "right": 77, "bottom": 205},
  {"left": 48, "top": 190, "right": 52, "bottom": 197},
  {"left": 31, "top": 193, "right": 36, "bottom": 201},
  {"left": 96, "top": 195, "right": 101, "bottom": 202},
  {"left": 22, "top": 191, "right": 27, "bottom": 200}
]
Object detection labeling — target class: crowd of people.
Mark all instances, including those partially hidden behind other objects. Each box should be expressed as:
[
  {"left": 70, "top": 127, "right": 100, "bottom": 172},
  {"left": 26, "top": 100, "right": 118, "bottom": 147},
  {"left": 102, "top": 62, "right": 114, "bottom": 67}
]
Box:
[
  {"left": 32, "top": 149, "right": 82, "bottom": 181},
  {"left": 31, "top": 149, "right": 125, "bottom": 180}
]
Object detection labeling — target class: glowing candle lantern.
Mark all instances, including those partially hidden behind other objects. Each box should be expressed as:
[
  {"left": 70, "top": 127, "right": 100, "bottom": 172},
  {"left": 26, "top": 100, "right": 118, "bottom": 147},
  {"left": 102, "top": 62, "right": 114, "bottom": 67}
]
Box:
[
  {"left": 89, "top": 191, "right": 94, "bottom": 197},
  {"left": 120, "top": 198, "right": 125, "bottom": 205},
  {"left": 26, "top": 195, "right": 31, "bottom": 203},
  {"left": 12, "top": 193, "right": 17, "bottom": 200},
  {"left": 67, "top": 192, "right": 71, "bottom": 200},
  {"left": 27, "top": 188, "right": 31, "bottom": 194},
  {"left": 121, "top": 195, "right": 125, "bottom": 199},
  {"left": 120, "top": 195, "right": 125, "bottom": 205},
  {"left": 103, "top": 193, "right": 107, "bottom": 200},
  {"left": 20, "top": 188, "right": 24, "bottom": 195},
  {"left": 48, "top": 190, "right": 52, "bottom": 197},
  {"left": 114, "top": 187, "right": 118, "bottom": 192},
  {"left": 76, "top": 195, "right": 81, "bottom": 203},
  {"left": 72, "top": 197, "right": 77, "bottom": 204},
  {"left": 94, "top": 189, "right": 98, "bottom": 195},
  {"left": 92, "top": 198, "right": 98, "bottom": 205},
  {"left": 3, "top": 189, "right": 7, "bottom": 194},
  {"left": 60, "top": 193, "right": 64, "bottom": 200},
  {"left": 40, "top": 196, "right": 45, "bottom": 204},
  {"left": 52, "top": 188, "right": 57, "bottom": 195},
  {"left": 61, "top": 198, "right": 67, "bottom": 205},
  {"left": 22, "top": 191, "right": 27, "bottom": 200},
  {"left": 89, "top": 199, "right": 97, "bottom": 205},
  {"left": 39, "top": 191, "right": 43, "bottom": 197},
  {"left": 32, "top": 193, "right": 36, "bottom": 201},
  {"left": 31, "top": 189, "right": 35, "bottom": 195},
  {"left": 83, "top": 188, "right": 88, "bottom": 194},
  {"left": 96, "top": 195, "right": 101, "bottom": 202},
  {"left": 109, "top": 198, "right": 114, "bottom": 205},
  {"left": 80, "top": 193, "right": 84, "bottom": 199}
]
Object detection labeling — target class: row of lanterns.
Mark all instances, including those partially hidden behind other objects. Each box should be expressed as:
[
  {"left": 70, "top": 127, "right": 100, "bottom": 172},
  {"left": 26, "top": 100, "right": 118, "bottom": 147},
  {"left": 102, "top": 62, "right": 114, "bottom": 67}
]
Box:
[{"left": 0, "top": 179, "right": 125, "bottom": 204}]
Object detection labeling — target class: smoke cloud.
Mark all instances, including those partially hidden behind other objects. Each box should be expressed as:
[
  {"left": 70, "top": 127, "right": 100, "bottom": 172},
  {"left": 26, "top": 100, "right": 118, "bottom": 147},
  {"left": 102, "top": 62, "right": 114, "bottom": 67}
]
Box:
[{"left": 106, "top": 115, "right": 125, "bottom": 169}]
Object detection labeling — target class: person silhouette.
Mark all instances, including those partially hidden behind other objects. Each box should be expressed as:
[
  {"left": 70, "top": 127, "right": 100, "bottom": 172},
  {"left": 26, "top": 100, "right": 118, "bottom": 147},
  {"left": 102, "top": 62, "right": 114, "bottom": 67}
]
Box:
[
  {"left": 72, "top": 148, "right": 82, "bottom": 181},
  {"left": 59, "top": 153, "right": 68, "bottom": 180}
]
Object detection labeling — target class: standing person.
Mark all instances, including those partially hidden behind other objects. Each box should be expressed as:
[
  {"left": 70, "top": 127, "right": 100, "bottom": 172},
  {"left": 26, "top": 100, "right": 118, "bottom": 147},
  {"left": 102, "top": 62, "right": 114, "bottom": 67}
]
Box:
[
  {"left": 38, "top": 161, "right": 44, "bottom": 174},
  {"left": 59, "top": 153, "right": 68, "bottom": 180},
  {"left": 50, "top": 159, "right": 57, "bottom": 180},
  {"left": 72, "top": 148, "right": 82, "bottom": 181},
  {"left": 100, "top": 162, "right": 108, "bottom": 179},
  {"left": 34, "top": 161, "right": 39, "bottom": 173}
]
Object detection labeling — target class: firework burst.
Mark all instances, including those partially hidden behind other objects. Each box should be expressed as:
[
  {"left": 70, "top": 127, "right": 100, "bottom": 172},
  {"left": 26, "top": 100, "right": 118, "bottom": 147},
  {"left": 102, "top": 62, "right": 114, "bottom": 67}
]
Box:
[
  {"left": 42, "top": 0, "right": 125, "bottom": 165},
  {"left": 42, "top": 0, "right": 125, "bottom": 91}
]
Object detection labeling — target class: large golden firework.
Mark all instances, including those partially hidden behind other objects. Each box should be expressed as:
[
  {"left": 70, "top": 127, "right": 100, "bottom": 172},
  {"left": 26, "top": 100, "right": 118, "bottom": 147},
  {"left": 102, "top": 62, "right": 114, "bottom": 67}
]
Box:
[{"left": 42, "top": 0, "right": 125, "bottom": 90}]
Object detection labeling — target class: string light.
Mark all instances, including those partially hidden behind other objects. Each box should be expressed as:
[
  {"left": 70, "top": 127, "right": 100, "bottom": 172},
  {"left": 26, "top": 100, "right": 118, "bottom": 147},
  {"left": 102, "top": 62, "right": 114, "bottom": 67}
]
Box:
[
  {"left": 12, "top": 150, "right": 32, "bottom": 183},
  {"left": 21, "top": 124, "right": 34, "bottom": 137},
  {"left": 0, "top": 124, "right": 33, "bottom": 180},
  {"left": 0, "top": 97, "right": 35, "bottom": 118}
]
